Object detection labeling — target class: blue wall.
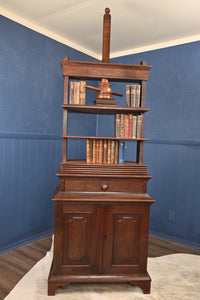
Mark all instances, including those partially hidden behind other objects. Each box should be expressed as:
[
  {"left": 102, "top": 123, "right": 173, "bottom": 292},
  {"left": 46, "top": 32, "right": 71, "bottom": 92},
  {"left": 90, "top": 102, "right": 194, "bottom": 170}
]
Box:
[
  {"left": 0, "top": 15, "right": 97, "bottom": 253},
  {"left": 1, "top": 13, "right": 200, "bottom": 252},
  {"left": 111, "top": 42, "right": 200, "bottom": 249}
]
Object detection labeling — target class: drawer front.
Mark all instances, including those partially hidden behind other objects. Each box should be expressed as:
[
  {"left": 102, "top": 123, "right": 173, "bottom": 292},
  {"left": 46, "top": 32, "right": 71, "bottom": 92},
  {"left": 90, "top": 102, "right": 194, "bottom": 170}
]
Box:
[{"left": 64, "top": 177, "right": 146, "bottom": 193}]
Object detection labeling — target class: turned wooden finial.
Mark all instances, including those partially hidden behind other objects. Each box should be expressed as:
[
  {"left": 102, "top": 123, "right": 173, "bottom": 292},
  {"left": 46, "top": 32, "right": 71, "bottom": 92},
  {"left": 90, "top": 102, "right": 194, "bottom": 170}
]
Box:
[
  {"left": 140, "top": 60, "right": 147, "bottom": 66},
  {"left": 105, "top": 7, "right": 110, "bottom": 14},
  {"left": 102, "top": 7, "right": 111, "bottom": 63}
]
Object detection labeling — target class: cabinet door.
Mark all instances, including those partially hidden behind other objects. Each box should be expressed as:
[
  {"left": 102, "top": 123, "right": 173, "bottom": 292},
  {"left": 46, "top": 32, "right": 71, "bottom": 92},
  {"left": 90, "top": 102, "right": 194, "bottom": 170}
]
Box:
[
  {"left": 53, "top": 203, "right": 100, "bottom": 275},
  {"left": 102, "top": 203, "right": 150, "bottom": 274}
]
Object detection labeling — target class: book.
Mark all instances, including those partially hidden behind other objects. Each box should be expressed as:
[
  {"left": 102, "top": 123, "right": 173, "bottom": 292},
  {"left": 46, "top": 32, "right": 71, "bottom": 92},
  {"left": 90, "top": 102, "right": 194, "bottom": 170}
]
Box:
[
  {"left": 110, "top": 140, "right": 115, "bottom": 164},
  {"left": 90, "top": 139, "right": 93, "bottom": 163},
  {"left": 103, "top": 140, "right": 108, "bottom": 163},
  {"left": 69, "top": 81, "right": 75, "bottom": 104},
  {"left": 73, "top": 82, "right": 80, "bottom": 104},
  {"left": 128, "top": 114, "right": 133, "bottom": 138},
  {"left": 130, "top": 85, "right": 136, "bottom": 107},
  {"left": 126, "top": 85, "right": 131, "bottom": 106},
  {"left": 124, "top": 114, "right": 129, "bottom": 139},
  {"left": 98, "top": 139, "right": 103, "bottom": 164},
  {"left": 86, "top": 139, "right": 90, "bottom": 163},
  {"left": 135, "top": 85, "right": 141, "bottom": 107},
  {"left": 120, "top": 114, "right": 125, "bottom": 138},
  {"left": 80, "top": 81, "right": 86, "bottom": 105},
  {"left": 107, "top": 140, "right": 111, "bottom": 164},
  {"left": 114, "top": 140, "right": 119, "bottom": 164},
  {"left": 115, "top": 114, "right": 121, "bottom": 137},
  {"left": 96, "top": 139, "right": 99, "bottom": 163},
  {"left": 137, "top": 114, "right": 144, "bottom": 138},
  {"left": 92, "top": 139, "right": 96, "bottom": 164},
  {"left": 132, "top": 115, "right": 137, "bottom": 138},
  {"left": 119, "top": 141, "right": 125, "bottom": 164}
]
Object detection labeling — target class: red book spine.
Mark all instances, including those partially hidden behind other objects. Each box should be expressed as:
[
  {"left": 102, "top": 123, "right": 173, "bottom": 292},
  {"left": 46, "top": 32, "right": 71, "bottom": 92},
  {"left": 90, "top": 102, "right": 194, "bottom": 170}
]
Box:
[
  {"left": 107, "top": 140, "right": 111, "bottom": 164},
  {"left": 128, "top": 114, "right": 133, "bottom": 138},
  {"left": 99, "top": 139, "right": 103, "bottom": 164},
  {"left": 86, "top": 139, "right": 90, "bottom": 163},
  {"left": 114, "top": 140, "right": 119, "bottom": 164},
  {"left": 103, "top": 140, "right": 108, "bottom": 164}
]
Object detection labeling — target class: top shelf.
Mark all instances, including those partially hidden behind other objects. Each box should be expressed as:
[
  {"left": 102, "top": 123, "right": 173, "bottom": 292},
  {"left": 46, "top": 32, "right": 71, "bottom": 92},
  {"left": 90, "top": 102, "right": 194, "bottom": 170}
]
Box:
[{"left": 60, "top": 59, "right": 151, "bottom": 82}]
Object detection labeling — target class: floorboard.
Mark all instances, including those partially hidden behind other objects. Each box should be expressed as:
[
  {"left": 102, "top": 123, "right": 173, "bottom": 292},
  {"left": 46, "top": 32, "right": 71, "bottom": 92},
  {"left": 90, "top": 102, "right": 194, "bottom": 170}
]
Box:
[{"left": 0, "top": 235, "right": 199, "bottom": 299}]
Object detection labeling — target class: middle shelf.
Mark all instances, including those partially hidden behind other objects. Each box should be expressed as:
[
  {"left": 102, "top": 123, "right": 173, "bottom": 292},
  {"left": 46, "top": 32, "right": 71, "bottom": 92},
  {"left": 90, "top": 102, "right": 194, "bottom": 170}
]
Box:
[
  {"left": 62, "top": 135, "right": 149, "bottom": 141},
  {"left": 62, "top": 104, "right": 150, "bottom": 114}
]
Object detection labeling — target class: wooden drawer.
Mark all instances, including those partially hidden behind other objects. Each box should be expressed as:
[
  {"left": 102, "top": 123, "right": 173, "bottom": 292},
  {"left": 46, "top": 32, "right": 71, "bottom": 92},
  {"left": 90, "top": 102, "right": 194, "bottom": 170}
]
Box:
[{"left": 63, "top": 176, "right": 147, "bottom": 193}]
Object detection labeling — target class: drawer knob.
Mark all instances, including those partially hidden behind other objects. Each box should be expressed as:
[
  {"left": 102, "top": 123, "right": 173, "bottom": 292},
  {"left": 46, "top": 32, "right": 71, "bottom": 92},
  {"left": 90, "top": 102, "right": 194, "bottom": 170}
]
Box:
[{"left": 101, "top": 184, "right": 108, "bottom": 191}]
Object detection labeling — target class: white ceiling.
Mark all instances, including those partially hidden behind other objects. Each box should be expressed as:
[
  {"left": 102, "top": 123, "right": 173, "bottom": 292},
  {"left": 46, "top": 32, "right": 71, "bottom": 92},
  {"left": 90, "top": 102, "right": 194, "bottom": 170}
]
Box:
[{"left": 1, "top": 0, "right": 200, "bottom": 59}]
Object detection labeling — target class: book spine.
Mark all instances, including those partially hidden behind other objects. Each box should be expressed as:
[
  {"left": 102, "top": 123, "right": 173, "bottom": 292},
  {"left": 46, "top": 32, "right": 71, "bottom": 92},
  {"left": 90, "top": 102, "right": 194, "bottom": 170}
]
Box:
[
  {"left": 115, "top": 114, "right": 121, "bottom": 137},
  {"left": 131, "top": 85, "right": 136, "bottom": 107},
  {"left": 114, "top": 140, "right": 119, "bottom": 164},
  {"left": 124, "top": 114, "right": 129, "bottom": 139},
  {"left": 96, "top": 139, "right": 99, "bottom": 164},
  {"left": 107, "top": 140, "right": 111, "bottom": 164},
  {"left": 93, "top": 139, "right": 96, "bottom": 164},
  {"left": 126, "top": 85, "right": 131, "bottom": 106},
  {"left": 110, "top": 140, "right": 115, "bottom": 164},
  {"left": 128, "top": 114, "right": 133, "bottom": 138},
  {"left": 119, "top": 141, "right": 125, "bottom": 164},
  {"left": 132, "top": 115, "right": 137, "bottom": 138},
  {"left": 74, "top": 81, "right": 80, "bottom": 104},
  {"left": 120, "top": 114, "right": 125, "bottom": 138},
  {"left": 137, "top": 114, "right": 142, "bottom": 138},
  {"left": 103, "top": 140, "right": 108, "bottom": 164},
  {"left": 99, "top": 139, "right": 103, "bottom": 164},
  {"left": 69, "top": 81, "right": 74, "bottom": 104},
  {"left": 86, "top": 139, "right": 90, "bottom": 163},
  {"left": 135, "top": 85, "right": 141, "bottom": 107},
  {"left": 80, "top": 81, "right": 86, "bottom": 105},
  {"left": 140, "top": 114, "right": 144, "bottom": 138},
  {"left": 90, "top": 139, "right": 93, "bottom": 163}
]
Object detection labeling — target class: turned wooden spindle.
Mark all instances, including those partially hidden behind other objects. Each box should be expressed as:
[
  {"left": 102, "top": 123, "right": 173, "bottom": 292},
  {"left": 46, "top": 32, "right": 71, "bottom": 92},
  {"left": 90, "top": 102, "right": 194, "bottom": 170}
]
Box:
[{"left": 102, "top": 8, "right": 111, "bottom": 63}]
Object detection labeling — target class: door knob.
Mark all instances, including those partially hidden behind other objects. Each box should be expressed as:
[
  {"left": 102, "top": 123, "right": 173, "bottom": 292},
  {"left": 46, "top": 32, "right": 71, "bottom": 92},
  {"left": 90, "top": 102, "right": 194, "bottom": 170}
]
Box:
[{"left": 101, "top": 184, "right": 108, "bottom": 191}]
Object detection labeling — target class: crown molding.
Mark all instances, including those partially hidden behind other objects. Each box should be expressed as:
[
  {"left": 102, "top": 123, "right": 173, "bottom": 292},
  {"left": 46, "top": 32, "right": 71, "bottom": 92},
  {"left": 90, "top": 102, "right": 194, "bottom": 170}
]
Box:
[{"left": 110, "top": 35, "right": 200, "bottom": 58}]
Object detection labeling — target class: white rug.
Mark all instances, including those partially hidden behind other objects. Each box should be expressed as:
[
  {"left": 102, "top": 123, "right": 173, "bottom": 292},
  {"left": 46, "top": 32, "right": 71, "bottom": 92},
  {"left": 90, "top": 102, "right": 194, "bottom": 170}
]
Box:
[{"left": 5, "top": 246, "right": 200, "bottom": 300}]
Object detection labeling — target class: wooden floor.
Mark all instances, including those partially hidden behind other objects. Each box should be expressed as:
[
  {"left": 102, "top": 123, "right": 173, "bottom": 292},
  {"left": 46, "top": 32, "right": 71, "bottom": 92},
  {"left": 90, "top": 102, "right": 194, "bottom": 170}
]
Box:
[{"left": 0, "top": 235, "right": 199, "bottom": 300}]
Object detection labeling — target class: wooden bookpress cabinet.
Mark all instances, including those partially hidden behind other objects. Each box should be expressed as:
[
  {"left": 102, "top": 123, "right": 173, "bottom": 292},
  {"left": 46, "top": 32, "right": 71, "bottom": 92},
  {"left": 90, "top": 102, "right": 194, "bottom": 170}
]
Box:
[{"left": 48, "top": 8, "right": 155, "bottom": 296}]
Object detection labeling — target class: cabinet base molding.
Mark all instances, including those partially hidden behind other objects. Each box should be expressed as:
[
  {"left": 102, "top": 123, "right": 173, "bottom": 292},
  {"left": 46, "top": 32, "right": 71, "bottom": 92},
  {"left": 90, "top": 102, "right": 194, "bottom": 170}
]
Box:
[{"left": 48, "top": 267, "right": 151, "bottom": 295}]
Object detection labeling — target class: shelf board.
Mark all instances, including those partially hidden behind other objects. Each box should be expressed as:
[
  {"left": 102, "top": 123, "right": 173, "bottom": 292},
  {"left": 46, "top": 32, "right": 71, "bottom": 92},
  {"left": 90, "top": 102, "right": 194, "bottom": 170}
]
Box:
[
  {"left": 63, "top": 135, "right": 149, "bottom": 141},
  {"left": 62, "top": 104, "right": 149, "bottom": 114}
]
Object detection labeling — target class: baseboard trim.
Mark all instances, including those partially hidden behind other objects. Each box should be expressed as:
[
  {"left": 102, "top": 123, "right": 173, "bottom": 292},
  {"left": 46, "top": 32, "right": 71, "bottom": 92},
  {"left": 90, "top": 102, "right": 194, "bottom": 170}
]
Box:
[
  {"left": 150, "top": 230, "right": 200, "bottom": 250},
  {"left": 0, "top": 229, "right": 54, "bottom": 254}
]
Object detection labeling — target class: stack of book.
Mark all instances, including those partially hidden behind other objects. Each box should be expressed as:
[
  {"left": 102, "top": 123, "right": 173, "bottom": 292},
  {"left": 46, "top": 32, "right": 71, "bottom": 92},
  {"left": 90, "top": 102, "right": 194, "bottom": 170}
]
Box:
[
  {"left": 86, "top": 139, "right": 120, "bottom": 164},
  {"left": 69, "top": 81, "right": 86, "bottom": 104},
  {"left": 126, "top": 84, "right": 141, "bottom": 107},
  {"left": 115, "top": 114, "right": 144, "bottom": 139}
]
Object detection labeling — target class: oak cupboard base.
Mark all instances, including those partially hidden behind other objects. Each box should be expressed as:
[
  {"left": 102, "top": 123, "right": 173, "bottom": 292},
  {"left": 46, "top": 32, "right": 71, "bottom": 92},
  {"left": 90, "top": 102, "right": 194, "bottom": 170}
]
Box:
[{"left": 48, "top": 267, "right": 151, "bottom": 296}]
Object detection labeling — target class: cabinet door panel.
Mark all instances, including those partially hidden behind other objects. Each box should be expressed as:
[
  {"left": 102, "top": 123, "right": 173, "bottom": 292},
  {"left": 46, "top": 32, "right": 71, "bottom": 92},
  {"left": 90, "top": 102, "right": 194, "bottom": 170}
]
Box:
[
  {"left": 60, "top": 204, "right": 100, "bottom": 275},
  {"left": 112, "top": 213, "right": 140, "bottom": 265},
  {"left": 103, "top": 204, "right": 150, "bottom": 274},
  {"left": 64, "top": 214, "right": 91, "bottom": 264}
]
